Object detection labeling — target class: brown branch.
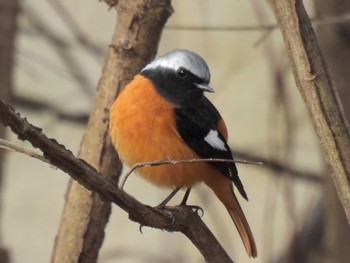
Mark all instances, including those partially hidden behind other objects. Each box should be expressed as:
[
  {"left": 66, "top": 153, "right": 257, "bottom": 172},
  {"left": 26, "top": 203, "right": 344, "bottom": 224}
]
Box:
[
  {"left": 51, "top": 1, "right": 174, "bottom": 263},
  {"left": 316, "top": 2, "right": 350, "bottom": 261},
  {"left": 0, "top": 99, "right": 234, "bottom": 263},
  {"left": 270, "top": 0, "right": 350, "bottom": 224}
]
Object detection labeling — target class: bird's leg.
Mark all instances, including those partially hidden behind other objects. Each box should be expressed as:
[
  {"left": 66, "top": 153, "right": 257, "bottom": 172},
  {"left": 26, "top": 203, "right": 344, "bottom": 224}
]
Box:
[
  {"left": 180, "top": 187, "right": 204, "bottom": 217},
  {"left": 156, "top": 187, "right": 181, "bottom": 209},
  {"left": 154, "top": 188, "right": 182, "bottom": 224},
  {"left": 180, "top": 188, "right": 192, "bottom": 205},
  {"left": 155, "top": 187, "right": 204, "bottom": 217}
]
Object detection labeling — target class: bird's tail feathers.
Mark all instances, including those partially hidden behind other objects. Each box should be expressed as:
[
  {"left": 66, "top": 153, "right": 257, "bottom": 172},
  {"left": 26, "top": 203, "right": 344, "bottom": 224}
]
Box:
[{"left": 207, "top": 178, "right": 257, "bottom": 258}]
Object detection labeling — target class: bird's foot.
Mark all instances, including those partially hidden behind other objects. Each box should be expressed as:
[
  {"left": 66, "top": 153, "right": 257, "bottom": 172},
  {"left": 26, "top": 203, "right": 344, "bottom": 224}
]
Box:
[
  {"left": 181, "top": 204, "right": 204, "bottom": 217},
  {"left": 154, "top": 204, "right": 176, "bottom": 224},
  {"left": 139, "top": 224, "right": 145, "bottom": 234}
]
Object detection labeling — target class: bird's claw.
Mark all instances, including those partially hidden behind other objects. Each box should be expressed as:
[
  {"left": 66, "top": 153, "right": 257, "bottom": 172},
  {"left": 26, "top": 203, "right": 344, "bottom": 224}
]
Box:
[
  {"left": 183, "top": 205, "right": 204, "bottom": 217},
  {"left": 154, "top": 205, "right": 176, "bottom": 224},
  {"left": 139, "top": 224, "right": 144, "bottom": 234}
]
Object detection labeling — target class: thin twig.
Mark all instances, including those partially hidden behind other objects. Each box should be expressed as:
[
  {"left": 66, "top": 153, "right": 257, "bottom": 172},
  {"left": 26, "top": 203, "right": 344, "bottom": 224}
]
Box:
[
  {"left": 0, "top": 138, "right": 51, "bottom": 165},
  {"left": 120, "top": 158, "right": 263, "bottom": 189}
]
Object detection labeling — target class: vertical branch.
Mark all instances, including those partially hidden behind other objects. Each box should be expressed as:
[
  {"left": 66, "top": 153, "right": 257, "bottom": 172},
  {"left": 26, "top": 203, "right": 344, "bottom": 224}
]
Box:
[
  {"left": 270, "top": 0, "right": 350, "bottom": 223},
  {"left": 0, "top": 0, "right": 19, "bottom": 262},
  {"left": 315, "top": 1, "right": 350, "bottom": 262},
  {"left": 51, "top": 1, "right": 172, "bottom": 263},
  {"left": 315, "top": 1, "right": 350, "bottom": 122}
]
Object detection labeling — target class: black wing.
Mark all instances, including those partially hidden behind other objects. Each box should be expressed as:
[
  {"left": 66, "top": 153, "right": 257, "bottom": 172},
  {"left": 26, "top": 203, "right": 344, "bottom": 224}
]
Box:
[{"left": 175, "top": 97, "right": 248, "bottom": 200}]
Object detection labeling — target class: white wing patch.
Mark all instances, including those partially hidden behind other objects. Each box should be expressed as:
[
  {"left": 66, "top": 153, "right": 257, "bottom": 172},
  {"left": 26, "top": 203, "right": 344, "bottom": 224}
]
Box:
[{"left": 204, "top": 130, "right": 226, "bottom": 151}]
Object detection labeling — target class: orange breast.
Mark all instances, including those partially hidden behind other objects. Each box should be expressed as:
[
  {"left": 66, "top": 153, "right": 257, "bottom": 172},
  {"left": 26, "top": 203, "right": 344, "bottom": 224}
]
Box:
[{"left": 109, "top": 75, "right": 216, "bottom": 188}]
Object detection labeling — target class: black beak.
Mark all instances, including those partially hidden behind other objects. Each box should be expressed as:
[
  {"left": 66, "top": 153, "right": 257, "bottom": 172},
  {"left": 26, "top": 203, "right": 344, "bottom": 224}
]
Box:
[{"left": 195, "top": 83, "right": 215, "bottom": 93}]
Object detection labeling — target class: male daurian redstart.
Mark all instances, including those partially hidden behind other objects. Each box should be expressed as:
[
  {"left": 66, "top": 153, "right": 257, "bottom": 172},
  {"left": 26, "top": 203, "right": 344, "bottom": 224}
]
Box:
[{"left": 109, "top": 49, "right": 257, "bottom": 258}]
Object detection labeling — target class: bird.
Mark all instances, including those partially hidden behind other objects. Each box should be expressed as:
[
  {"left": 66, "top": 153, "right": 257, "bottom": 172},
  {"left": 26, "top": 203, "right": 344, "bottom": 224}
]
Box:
[{"left": 109, "top": 49, "right": 257, "bottom": 258}]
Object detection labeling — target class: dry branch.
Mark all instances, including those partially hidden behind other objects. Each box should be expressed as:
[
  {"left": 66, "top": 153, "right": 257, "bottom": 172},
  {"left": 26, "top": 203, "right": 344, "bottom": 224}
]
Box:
[
  {"left": 316, "top": 1, "right": 350, "bottom": 261},
  {"left": 270, "top": 0, "right": 350, "bottom": 223},
  {"left": 0, "top": 99, "right": 233, "bottom": 263},
  {"left": 51, "top": 1, "right": 173, "bottom": 262}
]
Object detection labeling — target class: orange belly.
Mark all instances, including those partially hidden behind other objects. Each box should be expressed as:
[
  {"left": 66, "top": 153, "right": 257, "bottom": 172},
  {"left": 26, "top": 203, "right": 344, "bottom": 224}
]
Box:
[{"left": 109, "top": 75, "right": 214, "bottom": 188}]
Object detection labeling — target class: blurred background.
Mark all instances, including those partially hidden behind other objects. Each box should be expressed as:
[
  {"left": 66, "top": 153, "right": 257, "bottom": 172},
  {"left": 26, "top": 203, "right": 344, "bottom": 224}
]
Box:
[{"left": 1, "top": 0, "right": 349, "bottom": 262}]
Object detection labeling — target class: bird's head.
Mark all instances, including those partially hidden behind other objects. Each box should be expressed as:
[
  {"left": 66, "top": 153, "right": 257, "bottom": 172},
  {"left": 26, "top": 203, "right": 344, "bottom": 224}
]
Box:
[{"left": 141, "top": 49, "right": 214, "bottom": 106}]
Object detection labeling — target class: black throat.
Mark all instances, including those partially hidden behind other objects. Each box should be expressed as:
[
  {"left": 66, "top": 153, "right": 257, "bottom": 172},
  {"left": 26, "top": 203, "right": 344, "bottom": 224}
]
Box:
[{"left": 141, "top": 67, "right": 206, "bottom": 107}]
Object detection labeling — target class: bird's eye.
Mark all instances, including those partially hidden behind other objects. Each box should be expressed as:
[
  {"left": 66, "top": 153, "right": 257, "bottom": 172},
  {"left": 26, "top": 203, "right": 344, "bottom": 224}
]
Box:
[{"left": 177, "top": 68, "right": 188, "bottom": 78}]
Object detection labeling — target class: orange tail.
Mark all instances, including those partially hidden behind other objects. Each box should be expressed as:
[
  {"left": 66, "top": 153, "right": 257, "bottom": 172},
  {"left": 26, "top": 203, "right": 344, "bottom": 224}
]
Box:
[{"left": 206, "top": 177, "right": 257, "bottom": 258}]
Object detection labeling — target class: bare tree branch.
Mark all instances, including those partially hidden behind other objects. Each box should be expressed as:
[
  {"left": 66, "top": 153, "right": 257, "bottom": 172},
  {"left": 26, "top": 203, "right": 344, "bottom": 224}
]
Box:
[
  {"left": 0, "top": 138, "right": 50, "bottom": 164},
  {"left": 270, "top": 0, "right": 350, "bottom": 224},
  {"left": 316, "top": 1, "right": 350, "bottom": 261},
  {"left": 0, "top": 99, "right": 234, "bottom": 263},
  {"left": 51, "top": 0, "right": 174, "bottom": 262}
]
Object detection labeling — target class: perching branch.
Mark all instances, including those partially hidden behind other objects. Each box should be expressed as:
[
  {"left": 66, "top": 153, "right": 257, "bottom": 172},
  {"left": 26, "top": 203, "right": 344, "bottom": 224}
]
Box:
[
  {"left": 0, "top": 99, "right": 234, "bottom": 263},
  {"left": 270, "top": 0, "right": 350, "bottom": 224}
]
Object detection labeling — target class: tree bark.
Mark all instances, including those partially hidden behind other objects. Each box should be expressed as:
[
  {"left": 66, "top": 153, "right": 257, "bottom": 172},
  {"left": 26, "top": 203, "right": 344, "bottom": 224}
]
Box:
[
  {"left": 0, "top": 0, "right": 19, "bottom": 262},
  {"left": 315, "top": 1, "right": 350, "bottom": 262},
  {"left": 51, "top": 1, "right": 173, "bottom": 263},
  {"left": 315, "top": 1, "right": 350, "bottom": 123},
  {"left": 269, "top": 0, "right": 350, "bottom": 225}
]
